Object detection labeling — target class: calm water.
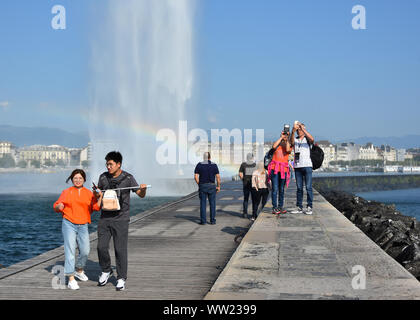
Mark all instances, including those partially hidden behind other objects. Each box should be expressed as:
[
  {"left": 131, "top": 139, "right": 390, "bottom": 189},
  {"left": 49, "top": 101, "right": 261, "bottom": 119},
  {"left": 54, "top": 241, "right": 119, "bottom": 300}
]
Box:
[{"left": 356, "top": 188, "right": 420, "bottom": 222}]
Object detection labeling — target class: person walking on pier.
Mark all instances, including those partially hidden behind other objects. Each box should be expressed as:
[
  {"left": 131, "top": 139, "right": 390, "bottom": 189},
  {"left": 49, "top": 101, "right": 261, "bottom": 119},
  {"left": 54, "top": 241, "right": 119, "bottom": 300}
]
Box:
[
  {"left": 194, "top": 152, "right": 221, "bottom": 225},
  {"left": 250, "top": 162, "right": 270, "bottom": 221},
  {"left": 290, "top": 122, "right": 314, "bottom": 215},
  {"left": 239, "top": 153, "right": 256, "bottom": 219},
  {"left": 53, "top": 169, "right": 102, "bottom": 290},
  {"left": 267, "top": 128, "right": 292, "bottom": 214},
  {"left": 93, "top": 151, "right": 147, "bottom": 291}
]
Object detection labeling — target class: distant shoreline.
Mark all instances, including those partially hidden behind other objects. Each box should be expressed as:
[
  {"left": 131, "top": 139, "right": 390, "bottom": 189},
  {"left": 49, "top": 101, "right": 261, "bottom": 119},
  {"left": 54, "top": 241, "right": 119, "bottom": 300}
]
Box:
[{"left": 0, "top": 167, "right": 87, "bottom": 174}]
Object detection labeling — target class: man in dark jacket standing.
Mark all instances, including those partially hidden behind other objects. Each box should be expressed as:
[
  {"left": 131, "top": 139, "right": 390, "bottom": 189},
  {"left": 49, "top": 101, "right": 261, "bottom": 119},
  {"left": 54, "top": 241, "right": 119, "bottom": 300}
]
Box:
[
  {"left": 194, "top": 152, "right": 221, "bottom": 225},
  {"left": 238, "top": 153, "right": 256, "bottom": 219}
]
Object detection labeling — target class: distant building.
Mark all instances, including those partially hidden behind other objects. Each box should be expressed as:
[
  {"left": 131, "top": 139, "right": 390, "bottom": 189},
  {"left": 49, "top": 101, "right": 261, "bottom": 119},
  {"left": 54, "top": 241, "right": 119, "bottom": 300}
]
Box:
[
  {"left": 0, "top": 141, "right": 17, "bottom": 161},
  {"left": 396, "top": 149, "right": 406, "bottom": 162},
  {"left": 69, "top": 148, "right": 83, "bottom": 166},
  {"left": 317, "top": 141, "right": 336, "bottom": 167},
  {"left": 359, "top": 143, "right": 379, "bottom": 160},
  {"left": 336, "top": 142, "right": 360, "bottom": 162},
  {"left": 405, "top": 152, "right": 414, "bottom": 160},
  {"left": 18, "top": 144, "right": 70, "bottom": 166},
  {"left": 380, "top": 145, "right": 397, "bottom": 162}
]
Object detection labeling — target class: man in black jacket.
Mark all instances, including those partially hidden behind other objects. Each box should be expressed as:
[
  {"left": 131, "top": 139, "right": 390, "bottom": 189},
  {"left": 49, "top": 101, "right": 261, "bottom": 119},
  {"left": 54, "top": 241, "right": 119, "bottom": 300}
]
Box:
[{"left": 239, "top": 153, "right": 256, "bottom": 219}]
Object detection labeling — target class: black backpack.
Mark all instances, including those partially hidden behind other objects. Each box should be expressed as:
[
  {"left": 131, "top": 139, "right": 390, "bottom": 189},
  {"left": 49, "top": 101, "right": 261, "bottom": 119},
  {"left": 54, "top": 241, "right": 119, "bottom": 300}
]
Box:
[
  {"left": 308, "top": 142, "right": 324, "bottom": 170},
  {"left": 264, "top": 144, "right": 281, "bottom": 169}
]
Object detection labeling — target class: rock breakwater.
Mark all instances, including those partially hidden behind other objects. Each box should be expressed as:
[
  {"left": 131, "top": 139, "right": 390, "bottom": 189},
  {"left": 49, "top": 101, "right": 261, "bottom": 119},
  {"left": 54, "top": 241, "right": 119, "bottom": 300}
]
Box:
[{"left": 318, "top": 188, "right": 420, "bottom": 280}]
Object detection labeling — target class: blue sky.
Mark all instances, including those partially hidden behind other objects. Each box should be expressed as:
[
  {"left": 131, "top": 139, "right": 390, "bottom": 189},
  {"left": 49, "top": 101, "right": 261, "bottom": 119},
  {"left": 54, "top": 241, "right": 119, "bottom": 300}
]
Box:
[{"left": 1, "top": 0, "right": 419, "bottom": 141}]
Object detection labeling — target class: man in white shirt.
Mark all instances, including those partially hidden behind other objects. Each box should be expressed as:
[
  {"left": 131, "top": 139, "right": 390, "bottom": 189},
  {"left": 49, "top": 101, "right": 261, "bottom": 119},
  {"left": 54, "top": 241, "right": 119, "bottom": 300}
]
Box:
[{"left": 290, "top": 122, "right": 314, "bottom": 215}]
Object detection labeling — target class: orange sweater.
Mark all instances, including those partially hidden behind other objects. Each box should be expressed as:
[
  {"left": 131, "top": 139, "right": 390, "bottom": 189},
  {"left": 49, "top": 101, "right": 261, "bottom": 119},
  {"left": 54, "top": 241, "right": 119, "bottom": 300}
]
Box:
[
  {"left": 53, "top": 186, "right": 100, "bottom": 224},
  {"left": 273, "top": 145, "right": 289, "bottom": 163}
]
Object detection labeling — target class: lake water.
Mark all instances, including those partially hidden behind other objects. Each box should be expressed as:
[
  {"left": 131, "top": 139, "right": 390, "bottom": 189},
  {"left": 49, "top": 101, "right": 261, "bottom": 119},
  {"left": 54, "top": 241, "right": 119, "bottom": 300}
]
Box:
[
  {"left": 356, "top": 188, "right": 420, "bottom": 222},
  {"left": 0, "top": 172, "right": 181, "bottom": 268}
]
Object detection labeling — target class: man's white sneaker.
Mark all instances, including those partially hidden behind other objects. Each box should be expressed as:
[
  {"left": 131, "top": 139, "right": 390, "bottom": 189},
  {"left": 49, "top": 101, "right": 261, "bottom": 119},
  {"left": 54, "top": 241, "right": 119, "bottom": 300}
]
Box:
[
  {"left": 290, "top": 208, "right": 303, "bottom": 214},
  {"left": 67, "top": 279, "right": 80, "bottom": 290},
  {"left": 74, "top": 270, "right": 89, "bottom": 282},
  {"left": 116, "top": 279, "right": 126, "bottom": 291},
  {"left": 98, "top": 270, "right": 113, "bottom": 286},
  {"left": 305, "top": 207, "right": 313, "bottom": 215}
]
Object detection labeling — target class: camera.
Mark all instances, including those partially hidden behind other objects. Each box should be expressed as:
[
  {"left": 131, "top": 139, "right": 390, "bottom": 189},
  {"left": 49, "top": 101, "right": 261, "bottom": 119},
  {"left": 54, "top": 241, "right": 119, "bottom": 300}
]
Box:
[{"left": 283, "top": 124, "right": 290, "bottom": 135}]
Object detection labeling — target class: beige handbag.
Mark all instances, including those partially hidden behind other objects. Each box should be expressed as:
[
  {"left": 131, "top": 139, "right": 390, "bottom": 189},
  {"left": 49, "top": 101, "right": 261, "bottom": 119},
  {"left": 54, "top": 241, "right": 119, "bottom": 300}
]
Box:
[{"left": 101, "top": 190, "right": 121, "bottom": 211}]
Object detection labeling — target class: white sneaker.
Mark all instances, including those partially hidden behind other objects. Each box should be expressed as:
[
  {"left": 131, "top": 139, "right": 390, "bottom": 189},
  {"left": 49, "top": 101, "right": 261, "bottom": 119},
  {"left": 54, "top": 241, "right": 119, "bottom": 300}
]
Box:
[
  {"left": 98, "top": 270, "right": 113, "bottom": 286},
  {"left": 290, "top": 207, "right": 303, "bottom": 214},
  {"left": 67, "top": 279, "right": 80, "bottom": 290},
  {"left": 116, "top": 278, "right": 126, "bottom": 291},
  {"left": 74, "top": 270, "right": 89, "bottom": 282},
  {"left": 305, "top": 207, "right": 313, "bottom": 215}
]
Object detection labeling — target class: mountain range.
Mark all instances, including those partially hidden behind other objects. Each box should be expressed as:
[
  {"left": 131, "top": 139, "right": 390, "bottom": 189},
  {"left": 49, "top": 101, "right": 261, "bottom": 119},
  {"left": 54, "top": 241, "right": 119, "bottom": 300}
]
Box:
[
  {"left": 1, "top": 125, "right": 419, "bottom": 149},
  {"left": 0, "top": 125, "right": 89, "bottom": 148}
]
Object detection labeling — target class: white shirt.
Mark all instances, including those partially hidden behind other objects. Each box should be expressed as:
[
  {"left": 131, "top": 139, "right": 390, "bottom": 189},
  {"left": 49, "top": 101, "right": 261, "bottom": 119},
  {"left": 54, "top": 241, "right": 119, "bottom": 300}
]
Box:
[{"left": 293, "top": 137, "right": 312, "bottom": 168}]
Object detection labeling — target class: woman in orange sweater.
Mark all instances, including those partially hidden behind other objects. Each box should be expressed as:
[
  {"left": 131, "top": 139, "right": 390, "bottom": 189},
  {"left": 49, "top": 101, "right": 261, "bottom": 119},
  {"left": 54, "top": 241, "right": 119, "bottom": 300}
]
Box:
[{"left": 53, "top": 169, "right": 102, "bottom": 290}]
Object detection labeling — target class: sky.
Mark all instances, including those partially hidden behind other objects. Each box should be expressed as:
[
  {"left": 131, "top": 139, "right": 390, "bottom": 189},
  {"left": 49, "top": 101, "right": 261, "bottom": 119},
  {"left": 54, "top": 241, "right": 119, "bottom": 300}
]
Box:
[{"left": 0, "top": 0, "right": 419, "bottom": 141}]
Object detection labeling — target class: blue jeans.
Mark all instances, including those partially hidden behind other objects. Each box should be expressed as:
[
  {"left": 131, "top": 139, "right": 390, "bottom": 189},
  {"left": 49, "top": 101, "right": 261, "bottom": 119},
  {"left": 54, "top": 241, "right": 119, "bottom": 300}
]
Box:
[
  {"left": 62, "top": 218, "right": 90, "bottom": 276},
  {"left": 199, "top": 183, "right": 217, "bottom": 224},
  {"left": 271, "top": 170, "right": 286, "bottom": 209},
  {"left": 294, "top": 167, "right": 313, "bottom": 209}
]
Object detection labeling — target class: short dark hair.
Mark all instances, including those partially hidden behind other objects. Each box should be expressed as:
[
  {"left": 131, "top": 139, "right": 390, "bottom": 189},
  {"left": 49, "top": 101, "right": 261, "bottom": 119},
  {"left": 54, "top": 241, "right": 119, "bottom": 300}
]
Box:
[
  {"left": 66, "top": 169, "right": 86, "bottom": 183},
  {"left": 105, "top": 151, "right": 123, "bottom": 164}
]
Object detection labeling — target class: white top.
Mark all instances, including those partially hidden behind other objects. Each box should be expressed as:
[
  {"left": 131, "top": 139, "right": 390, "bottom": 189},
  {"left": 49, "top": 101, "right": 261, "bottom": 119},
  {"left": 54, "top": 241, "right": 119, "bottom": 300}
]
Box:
[{"left": 293, "top": 137, "right": 312, "bottom": 168}]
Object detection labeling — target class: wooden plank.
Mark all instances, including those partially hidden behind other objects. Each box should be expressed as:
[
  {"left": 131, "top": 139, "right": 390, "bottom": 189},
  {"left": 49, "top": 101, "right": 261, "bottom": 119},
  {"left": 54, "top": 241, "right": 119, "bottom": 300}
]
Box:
[{"left": 0, "top": 181, "right": 251, "bottom": 300}]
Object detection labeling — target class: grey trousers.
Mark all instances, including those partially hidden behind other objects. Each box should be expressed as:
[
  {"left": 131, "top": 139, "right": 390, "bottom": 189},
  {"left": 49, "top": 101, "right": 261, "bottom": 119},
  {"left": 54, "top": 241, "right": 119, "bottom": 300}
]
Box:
[{"left": 97, "top": 218, "right": 129, "bottom": 280}]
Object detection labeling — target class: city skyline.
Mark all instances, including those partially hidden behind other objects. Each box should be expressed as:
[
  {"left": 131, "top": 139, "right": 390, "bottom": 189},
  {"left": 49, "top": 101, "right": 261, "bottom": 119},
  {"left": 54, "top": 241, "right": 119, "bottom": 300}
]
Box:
[{"left": 1, "top": 136, "right": 419, "bottom": 170}]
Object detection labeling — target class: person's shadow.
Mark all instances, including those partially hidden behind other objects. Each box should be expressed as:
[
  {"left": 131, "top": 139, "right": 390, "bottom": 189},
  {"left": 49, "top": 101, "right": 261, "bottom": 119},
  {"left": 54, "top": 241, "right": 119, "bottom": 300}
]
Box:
[
  {"left": 221, "top": 226, "right": 249, "bottom": 236},
  {"left": 174, "top": 214, "right": 201, "bottom": 224}
]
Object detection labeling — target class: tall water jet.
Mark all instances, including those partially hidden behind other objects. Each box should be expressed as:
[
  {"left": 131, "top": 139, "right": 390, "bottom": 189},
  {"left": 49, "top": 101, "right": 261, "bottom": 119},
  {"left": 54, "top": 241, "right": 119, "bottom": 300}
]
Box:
[{"left": 88, "top": 0, "right": 196, "bottom": 195}]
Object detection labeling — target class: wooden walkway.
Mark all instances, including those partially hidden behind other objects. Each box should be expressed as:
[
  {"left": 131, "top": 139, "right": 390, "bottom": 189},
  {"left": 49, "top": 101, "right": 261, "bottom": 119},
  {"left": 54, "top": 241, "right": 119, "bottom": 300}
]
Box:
[{"left": 0, "top": 181, "right": 251, "bottom": 300}]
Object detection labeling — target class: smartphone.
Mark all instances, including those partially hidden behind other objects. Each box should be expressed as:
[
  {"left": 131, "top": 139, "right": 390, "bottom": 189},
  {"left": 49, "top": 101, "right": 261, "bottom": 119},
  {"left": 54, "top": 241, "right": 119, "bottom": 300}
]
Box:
[{"left": 92, "top": 182, "right": 98, "bottom": 191}]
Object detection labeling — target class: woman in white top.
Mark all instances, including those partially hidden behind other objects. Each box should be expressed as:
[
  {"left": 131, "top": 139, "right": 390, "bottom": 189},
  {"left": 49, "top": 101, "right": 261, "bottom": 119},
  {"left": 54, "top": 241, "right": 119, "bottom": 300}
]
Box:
[
  {"left": 250, "top": 162, "right": 271, "bottom": 221},
  {"left": 290, "top": 122, "right": 314, "bottom": 215}
]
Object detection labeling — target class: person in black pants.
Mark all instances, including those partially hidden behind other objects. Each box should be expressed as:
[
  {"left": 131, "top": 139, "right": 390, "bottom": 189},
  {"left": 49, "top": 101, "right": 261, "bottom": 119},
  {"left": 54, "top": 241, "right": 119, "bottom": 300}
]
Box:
[
  {"left": 239, "top": 153, "right": 256, "bottom": 219},
  {"left": 250, "top": 162, "right": 270, "bottom": 220},
  {"left": 93, "top": 151, "right": 147, "bottom": 291}
]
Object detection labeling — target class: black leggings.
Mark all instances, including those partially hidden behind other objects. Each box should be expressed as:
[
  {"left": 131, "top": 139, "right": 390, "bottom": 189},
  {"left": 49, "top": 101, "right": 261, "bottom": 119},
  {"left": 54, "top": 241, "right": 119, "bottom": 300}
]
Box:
[{"left": 251, "top": 188, "right": 269, "bottom": 218}]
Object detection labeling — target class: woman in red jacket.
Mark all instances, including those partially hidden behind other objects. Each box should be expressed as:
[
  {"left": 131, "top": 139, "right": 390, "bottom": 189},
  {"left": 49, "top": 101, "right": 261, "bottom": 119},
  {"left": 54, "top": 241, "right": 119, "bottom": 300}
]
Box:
[{"left": 53, "top": 169, "right": 102, "bottom": 290}]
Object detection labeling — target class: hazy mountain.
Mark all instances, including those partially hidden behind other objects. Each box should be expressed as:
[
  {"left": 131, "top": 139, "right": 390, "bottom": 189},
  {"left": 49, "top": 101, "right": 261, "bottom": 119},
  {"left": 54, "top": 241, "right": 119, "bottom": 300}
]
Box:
[{"left": 0, "top": 125, "right": 89, "bottom": 148}]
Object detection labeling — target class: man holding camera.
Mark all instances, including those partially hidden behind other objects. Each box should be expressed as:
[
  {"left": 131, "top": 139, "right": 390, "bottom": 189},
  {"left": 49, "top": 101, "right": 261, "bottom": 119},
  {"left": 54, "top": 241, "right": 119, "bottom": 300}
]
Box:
[
  {"left": 290, "top": 122, "right": 314, "bottom": 215},
  {"left": 267, "top": 125, "right": 292, "bottom": 214}
]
